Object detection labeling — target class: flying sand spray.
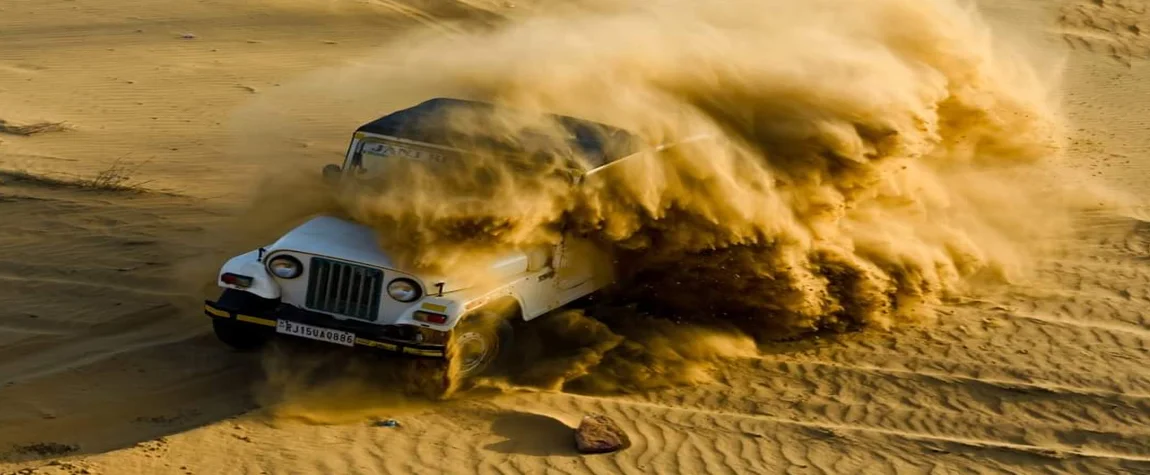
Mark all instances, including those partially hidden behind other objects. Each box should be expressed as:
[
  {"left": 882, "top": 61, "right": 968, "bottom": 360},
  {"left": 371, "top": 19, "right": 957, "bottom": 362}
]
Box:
[{"left": 227, "top": 0, "right": 1119, "bottom": 408}]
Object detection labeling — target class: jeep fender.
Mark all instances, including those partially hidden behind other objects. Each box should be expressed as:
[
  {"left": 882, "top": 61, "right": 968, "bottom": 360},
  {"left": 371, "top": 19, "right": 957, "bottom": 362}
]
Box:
[
  {"left": 218, "top": 250, "right": 281, "bottom": 300},
  {"left": 457, "top": 282, "right": 536, "bottom": 322},
  {"left": 465, "top": 294, "right": 523, "bottom": 318}
]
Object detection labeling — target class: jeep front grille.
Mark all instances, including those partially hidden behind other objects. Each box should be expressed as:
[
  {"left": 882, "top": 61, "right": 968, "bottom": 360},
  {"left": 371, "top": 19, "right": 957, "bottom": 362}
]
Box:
[{"left": 305, "top": 257, "right": 383, "bottom": 320}]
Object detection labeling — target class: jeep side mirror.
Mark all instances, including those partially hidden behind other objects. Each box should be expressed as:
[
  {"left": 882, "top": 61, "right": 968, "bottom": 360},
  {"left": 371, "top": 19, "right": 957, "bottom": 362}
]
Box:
[{"left": 322, "top": 164, "right": 342, "bottom": 184}]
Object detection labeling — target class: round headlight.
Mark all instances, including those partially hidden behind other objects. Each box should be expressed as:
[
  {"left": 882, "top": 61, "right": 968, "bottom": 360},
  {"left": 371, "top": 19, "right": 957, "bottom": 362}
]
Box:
[
  {"left": 267, "top": 255, "right": 303, "bottom": 279},
  {"left": 387, "top": 278, "right": 422, "bottom": 302}
]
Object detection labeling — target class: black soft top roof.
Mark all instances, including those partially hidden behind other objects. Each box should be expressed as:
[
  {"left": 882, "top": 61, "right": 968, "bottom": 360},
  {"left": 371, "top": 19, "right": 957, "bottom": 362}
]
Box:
[{"left": 355, "top": 98, "right": 643, "bottom": 168}]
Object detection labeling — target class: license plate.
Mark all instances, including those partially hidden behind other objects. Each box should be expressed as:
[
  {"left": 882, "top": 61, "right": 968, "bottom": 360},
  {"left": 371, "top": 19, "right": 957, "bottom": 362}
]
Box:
[{"left": 276, "top": 320, "right": 356, "bottom": 347}]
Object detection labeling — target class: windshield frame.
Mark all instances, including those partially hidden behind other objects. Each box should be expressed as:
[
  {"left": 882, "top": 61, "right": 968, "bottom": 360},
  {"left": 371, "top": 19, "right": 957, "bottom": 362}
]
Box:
[{"left": 346, "top": 135, "right": 461, "bottom": 173}]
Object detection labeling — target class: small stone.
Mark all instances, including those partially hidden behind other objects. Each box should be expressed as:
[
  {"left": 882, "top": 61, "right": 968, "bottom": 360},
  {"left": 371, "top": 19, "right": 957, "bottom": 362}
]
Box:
[
  {"left": 181, "top": 33, "right": 196, "bottom": 39},
  {"left": 574, "top": 414, "right": 630, "bottom": 454}
]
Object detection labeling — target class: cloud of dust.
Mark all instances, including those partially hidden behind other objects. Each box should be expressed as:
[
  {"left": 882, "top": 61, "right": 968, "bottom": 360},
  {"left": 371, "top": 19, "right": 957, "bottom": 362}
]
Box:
[
  {"left": 288, "top": 0, "right": 1089, "bottom": 335},
  {"left": 253, "top": 307, "right": 759, "bottom": 417},
  {"left": 223, "top": 0, "right": 1121, "bottom": 401},
  {"left": 254, "top": 341, "right": 450, "bottom": 423},
  {"left": 494, "top": 307, "right": 759, "bottom": 394}
]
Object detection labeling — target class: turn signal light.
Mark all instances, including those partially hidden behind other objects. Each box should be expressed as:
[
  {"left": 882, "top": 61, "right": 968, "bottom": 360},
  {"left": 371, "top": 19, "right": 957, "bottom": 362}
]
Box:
[
  {"left": 417, "top": 327, "right": 450, "bottom": 345},
  {"left": 413, "top": 311, "right": 448, "bottom": 324},
  {"left": 221, "top": 273, "right": 254, "bottom": 288}
]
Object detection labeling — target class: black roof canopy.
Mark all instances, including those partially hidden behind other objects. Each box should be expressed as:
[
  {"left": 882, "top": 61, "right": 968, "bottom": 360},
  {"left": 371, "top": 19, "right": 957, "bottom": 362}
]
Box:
[{"left": 355, "top": 98, "right": 643, "bottom": 169}]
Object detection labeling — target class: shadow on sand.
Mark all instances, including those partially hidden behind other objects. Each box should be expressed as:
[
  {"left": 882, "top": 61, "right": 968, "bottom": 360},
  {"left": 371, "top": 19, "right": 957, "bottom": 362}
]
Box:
[{"left": 484, "top": 411, "right": 578, "bottom": 457}]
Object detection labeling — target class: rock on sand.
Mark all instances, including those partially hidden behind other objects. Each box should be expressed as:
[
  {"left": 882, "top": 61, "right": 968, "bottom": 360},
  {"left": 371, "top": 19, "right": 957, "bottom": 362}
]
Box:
[{"left": 574, "top": 414, "right": 631, "bottom": 454}]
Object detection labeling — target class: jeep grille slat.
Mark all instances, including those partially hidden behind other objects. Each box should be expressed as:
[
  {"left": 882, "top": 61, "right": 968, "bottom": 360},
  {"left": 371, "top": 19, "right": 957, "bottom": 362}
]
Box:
[
  {"left": 334, "top": 264, "right": 347, "bottom": 313},
  {"left": 306, "top": 257, "right": 382, "bottom": 321},
  {"left": 360, "top": 269, "right": 373, "bottom": 315},
  {"left": 349, "top": 267, "right": 363, "bottom": 312},
  {"left": 321, "top": 259, "right": 336, "bottom": 310}
]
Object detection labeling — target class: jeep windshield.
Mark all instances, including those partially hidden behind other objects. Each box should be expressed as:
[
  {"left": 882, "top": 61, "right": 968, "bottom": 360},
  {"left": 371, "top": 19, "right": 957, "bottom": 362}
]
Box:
[
  {"left": 348, "top": 136, "right": 593, "bottom": 187},
  {"left": 349, "top": 99, "right": 645, "bottom": 186},
  {"left": 349, "top": 139, "right": 455, "bottom": 180}
]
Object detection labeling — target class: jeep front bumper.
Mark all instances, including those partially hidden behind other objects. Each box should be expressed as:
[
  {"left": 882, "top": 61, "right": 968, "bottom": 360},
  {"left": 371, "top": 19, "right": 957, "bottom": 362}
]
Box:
[{"left": 204, "top": 300, "right": 447, "bottom": 358}]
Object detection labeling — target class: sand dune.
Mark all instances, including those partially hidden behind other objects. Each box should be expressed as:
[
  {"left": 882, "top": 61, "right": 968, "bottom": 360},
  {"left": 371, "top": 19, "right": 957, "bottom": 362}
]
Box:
[{"left": 1, "top": 0, "right": 1149, "bottom": 474}]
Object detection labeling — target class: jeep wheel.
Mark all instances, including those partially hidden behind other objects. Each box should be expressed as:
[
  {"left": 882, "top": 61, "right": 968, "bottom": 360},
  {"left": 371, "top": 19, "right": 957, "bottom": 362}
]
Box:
[
  {"left": 449, "top": 310, "right": 515, "bottom": 381},
  {"left": 212, "top": 318, "right": 270, "bottom": 351},
  {"left": 211, "top": 289, "right": 275, "bottom": 351}
]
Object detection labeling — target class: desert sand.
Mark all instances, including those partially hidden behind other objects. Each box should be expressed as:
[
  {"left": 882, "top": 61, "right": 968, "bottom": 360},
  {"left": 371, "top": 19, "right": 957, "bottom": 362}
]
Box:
[{"left": 1, "top": 0, "right": 1149, "bottom": 474}]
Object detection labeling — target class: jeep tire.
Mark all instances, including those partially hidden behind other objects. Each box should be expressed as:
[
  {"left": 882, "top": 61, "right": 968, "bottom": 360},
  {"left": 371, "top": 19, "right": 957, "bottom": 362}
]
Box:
[
  {"left": 211, "top": 289, "right": 275, "bottom": 351},
  {"left": 452, "top": 312, "right": 514, "bottom": 379},
  {"left": 212, "top": 318, "right": 271, "bottom": 351}
]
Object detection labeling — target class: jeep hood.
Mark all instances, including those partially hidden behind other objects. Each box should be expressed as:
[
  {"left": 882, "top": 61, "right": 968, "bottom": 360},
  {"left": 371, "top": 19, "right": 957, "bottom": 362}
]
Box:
[{"left": 265, "top": 215, "right": 529, "bottom": 293}]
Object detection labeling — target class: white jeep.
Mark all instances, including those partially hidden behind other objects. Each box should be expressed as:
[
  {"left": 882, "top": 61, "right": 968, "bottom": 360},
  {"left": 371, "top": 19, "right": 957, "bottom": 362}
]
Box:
[{"left": 205, "top": 98, "right": 661, "bottom": 381}]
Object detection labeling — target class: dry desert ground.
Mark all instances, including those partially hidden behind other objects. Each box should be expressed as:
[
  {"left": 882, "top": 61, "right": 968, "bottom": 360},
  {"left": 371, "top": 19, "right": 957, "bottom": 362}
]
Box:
[{"left": 1, "top": 0, "right": 1149, "bottom": 474}]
